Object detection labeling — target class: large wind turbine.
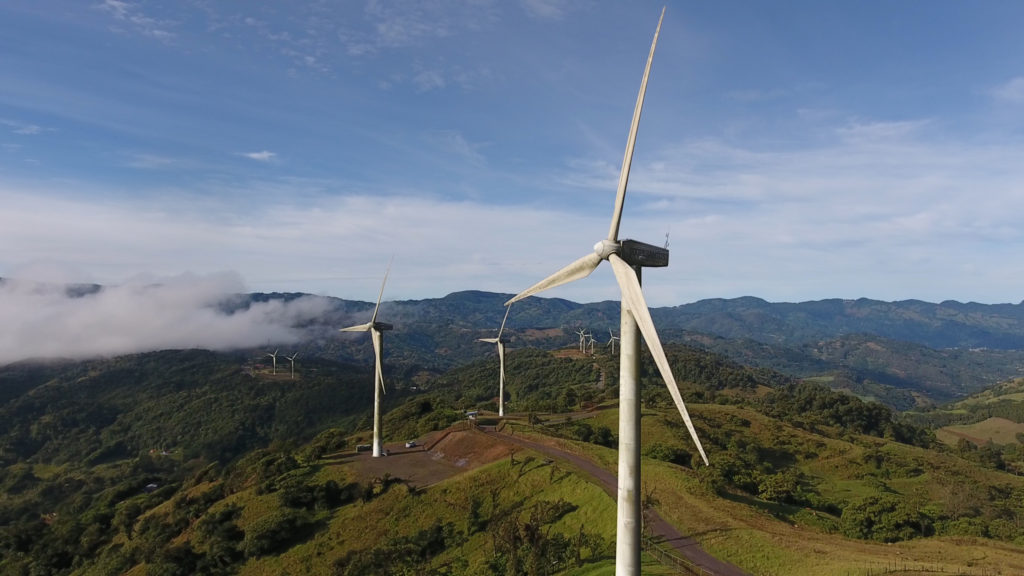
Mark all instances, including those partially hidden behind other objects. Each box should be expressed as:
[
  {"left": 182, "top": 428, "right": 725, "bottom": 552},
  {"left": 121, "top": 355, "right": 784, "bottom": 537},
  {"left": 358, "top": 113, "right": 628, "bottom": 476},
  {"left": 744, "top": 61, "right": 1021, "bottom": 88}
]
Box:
[
  {"left": 505, "top": 9, "right": 707, "bottom": 576},
  {"left": 477, "top": 305, "right": 512, "bottom": 417},
  {"left": 339, "top": 266, "right": 393, "bottom": 458}
]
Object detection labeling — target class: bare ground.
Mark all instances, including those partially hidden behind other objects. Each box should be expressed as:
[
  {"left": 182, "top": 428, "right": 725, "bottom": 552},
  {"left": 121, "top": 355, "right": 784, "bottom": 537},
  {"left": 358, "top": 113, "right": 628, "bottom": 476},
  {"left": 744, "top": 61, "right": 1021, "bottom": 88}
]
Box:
[{"left": 343, "top": 428, "right": 516, "bottom": 489}]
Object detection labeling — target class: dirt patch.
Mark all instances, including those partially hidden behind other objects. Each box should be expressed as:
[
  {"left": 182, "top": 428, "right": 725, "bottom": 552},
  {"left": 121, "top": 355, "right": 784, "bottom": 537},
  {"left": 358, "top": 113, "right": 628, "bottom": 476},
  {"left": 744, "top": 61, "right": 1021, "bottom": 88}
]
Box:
[{"left": 344, "top": 429, "right": 516, "bottom": 489}]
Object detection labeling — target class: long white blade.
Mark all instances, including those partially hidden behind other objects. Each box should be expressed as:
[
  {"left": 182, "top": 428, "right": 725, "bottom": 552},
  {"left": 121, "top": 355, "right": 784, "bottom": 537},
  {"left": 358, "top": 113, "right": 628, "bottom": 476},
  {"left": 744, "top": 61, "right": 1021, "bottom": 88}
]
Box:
[
  {"left": 339, "top": 322, "right": 373, "bottom": 333},
  {"left": 371, "top": 261, "right": 392, "bottom": 325},
  {"left": 607, "top": 6, "right": 665, "bottom": 243},
  {"left": 497, "top": 304, "right": 511, "bottom": 339},
  {"left": 505, "top": 252, "right": 602, "bottom": 306},
  {"left": 478, "top": 337, "right": 499, "bottom": 344},
  {"left": 372, "top": 328, "right": 385, "bottom": 394},
  {"left": 609, "top": 254, "right": 709, "bottom": 465}
]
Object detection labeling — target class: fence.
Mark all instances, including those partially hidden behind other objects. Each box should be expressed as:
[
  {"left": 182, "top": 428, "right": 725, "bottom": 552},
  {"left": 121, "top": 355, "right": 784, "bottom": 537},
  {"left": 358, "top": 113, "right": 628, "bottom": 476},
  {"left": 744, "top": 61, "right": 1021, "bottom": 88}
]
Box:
[
  {"left": 848, "top": 561, "right": 1004, "bottom": 576},
  {"left": 641, "top": 535, "right": 714, "bottom": 576}
]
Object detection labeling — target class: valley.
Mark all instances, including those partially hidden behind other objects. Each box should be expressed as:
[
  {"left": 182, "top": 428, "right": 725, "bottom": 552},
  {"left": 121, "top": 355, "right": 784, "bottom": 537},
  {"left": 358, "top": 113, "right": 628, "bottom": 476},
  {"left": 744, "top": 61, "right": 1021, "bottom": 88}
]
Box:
[{"left": 5, "top": 293, "right": 1024, "bottom": 574}]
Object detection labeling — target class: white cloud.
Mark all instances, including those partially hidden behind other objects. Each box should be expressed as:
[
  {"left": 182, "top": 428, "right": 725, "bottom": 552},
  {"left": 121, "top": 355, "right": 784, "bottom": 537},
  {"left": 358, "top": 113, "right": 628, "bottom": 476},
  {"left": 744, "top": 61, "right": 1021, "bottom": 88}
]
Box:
[
  {"left": 242, "top": 150, "right": 277, "bottom": 162},
  {"left": 0, "top": 271, "right": 331, "bottom": 365},
  {"left": 992, "top": 77, "right": 1024, "bottom": 103}
]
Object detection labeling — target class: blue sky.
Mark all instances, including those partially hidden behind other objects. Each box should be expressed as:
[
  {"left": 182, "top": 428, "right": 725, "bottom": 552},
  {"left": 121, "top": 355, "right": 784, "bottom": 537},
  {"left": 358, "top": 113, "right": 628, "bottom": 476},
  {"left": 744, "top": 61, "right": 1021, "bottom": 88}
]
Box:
[{"left": 2, "top": 0, "right": 1024, "bottom": 307}]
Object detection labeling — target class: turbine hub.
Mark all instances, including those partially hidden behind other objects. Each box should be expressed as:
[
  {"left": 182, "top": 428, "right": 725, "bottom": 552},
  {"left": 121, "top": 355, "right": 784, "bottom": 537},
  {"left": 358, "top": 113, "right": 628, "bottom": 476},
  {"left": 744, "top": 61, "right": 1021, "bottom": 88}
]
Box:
[{"left": 593, "top": 239, "right": 619, "bottom": 260}]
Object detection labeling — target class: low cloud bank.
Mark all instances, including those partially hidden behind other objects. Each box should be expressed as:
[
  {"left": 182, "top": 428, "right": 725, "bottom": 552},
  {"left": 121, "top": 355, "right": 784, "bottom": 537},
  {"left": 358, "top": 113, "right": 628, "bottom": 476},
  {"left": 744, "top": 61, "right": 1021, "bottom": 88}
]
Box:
[{"left": 0, "top": 271, "right": 331, "bottom": 365}]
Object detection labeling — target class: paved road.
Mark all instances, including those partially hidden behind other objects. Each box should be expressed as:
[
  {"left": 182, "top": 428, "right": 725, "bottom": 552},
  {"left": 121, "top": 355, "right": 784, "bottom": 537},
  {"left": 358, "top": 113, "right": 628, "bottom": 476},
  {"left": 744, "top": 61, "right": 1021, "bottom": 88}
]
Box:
[{"left": 483, "top": 428, "right": 751, "bottom": 576}]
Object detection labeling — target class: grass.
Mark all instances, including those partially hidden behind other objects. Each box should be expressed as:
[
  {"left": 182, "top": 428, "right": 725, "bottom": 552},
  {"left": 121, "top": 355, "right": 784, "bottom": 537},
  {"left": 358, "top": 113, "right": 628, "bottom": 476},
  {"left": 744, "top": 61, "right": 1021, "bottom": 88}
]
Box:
[
  {"left": 936, "top": 417, "right": 1024, "bottom": 446},
  {"left": 117, "top": 401, "right": 1024, "bottom": 576},
  {"left": 235, "top": 449, "right": 619, "bottom": 575},
  {"left": 530, "top": 402, "right": 1024, "bottom": 575}
]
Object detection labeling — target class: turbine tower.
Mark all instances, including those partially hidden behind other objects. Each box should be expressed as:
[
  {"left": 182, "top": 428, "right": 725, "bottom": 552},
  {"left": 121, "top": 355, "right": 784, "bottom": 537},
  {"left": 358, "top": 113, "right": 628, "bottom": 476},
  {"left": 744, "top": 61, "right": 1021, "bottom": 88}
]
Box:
[
  {"left": 575, "top": 328, "right": 587, "bottom": 352},
  {"left": 339, "top": 265, "right": 393, "bottom": 458},
  {"left": 286, "top": 352, "right": 298, "bottom": 379},
  {"left": 477, "top": 305, "right": 512, "bottom": 417},
  {"left": 266, "top": 349, "right": 279, "bottom": 375},
  {"left": 505, "top": 9, "right": 707, "bottom": 576}
]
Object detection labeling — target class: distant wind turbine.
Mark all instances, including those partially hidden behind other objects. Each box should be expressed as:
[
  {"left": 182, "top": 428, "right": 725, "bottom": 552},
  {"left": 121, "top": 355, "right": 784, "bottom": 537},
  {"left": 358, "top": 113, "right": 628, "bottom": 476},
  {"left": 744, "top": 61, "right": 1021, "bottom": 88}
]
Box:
[
  {"left": 608, "top": 328, "right": 621, "bottom": 355},
  {"left": 339, "top": 265, "right": 393, "bottom": 458},
  {"left": 505, "top": 9, "right": 707, "bottom": 576},
  {"left": 266, "top": 349, "right": 279, "bottom": 375},
  {"left": 575, "top": 328, "right": 587, "bottom": 352},
  {"left": 286, "top": 352, "right": 298, "bottom": 379},
  {"left": 477, "top": 305, "right": 512, "bottom": 417}
]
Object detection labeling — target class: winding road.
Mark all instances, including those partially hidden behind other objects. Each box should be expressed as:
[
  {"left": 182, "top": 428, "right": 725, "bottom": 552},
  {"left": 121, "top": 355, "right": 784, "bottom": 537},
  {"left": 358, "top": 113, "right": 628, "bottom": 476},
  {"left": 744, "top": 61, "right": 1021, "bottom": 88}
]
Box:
[{"left": 483, "top": 427, "right": 751, "bottom": 576}]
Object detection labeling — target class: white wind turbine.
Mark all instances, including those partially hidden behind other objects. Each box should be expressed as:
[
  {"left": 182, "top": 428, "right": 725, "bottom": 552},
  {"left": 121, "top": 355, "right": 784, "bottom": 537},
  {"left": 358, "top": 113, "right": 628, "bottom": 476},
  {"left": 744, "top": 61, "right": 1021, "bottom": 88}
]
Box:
[
  {"left": 266, "top": 349, "right": 279, "bottom": 375},
  {"left": 339, "top": 266, "right": 393, "bottom": 458},
  {"left": 505, "top": 9, "right": 707, "bottom": 576},
  {"left": 608, "top": 328, "right": 621, "bottom": 355},
  {"left": 477, "top": 305, "right": 512, "bottom": 417},
  {"left": 575, "top": 328, "right": 587, "bottom": 352},
  {"left": 286, "top": 352, "right": 298, "bottom": 379},
  {"left": 586, "top": 332, "right": 596, "bottom": 355}
]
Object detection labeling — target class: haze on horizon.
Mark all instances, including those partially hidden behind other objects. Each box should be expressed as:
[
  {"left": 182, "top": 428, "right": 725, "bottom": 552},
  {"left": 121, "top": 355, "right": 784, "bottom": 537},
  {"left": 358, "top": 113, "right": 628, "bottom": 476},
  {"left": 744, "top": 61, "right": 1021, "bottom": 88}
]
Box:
[{"left": 2, "top": 2, "right": 1024, "bottom": 310}]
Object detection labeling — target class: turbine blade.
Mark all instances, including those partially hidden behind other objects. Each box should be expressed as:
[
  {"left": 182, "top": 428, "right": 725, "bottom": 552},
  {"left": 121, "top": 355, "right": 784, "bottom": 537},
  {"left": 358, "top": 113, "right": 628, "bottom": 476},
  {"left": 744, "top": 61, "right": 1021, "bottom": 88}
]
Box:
[
  {"left": 609, "top": 254, "right": 709, "bottom": 465},
  {"left": 339, "top": 322, "right": 373, "bottom": 332},
  {"left": 497, "top": 304, "right": 511, "bottom": 338},
  {"left": 607, "top": 6, "right": 665, "bottom": 243},
  {"left": 372, "top": 329, "right": 386, "bottom": 394},
  {"left": 505, "top": 252, "right": 602, "bottom": 306},
  {"left": 478, "top": 337, "right": 499, "bottom": 344},
  {"left": 371, "top": 260, "right": 392, "bottom": 325}
]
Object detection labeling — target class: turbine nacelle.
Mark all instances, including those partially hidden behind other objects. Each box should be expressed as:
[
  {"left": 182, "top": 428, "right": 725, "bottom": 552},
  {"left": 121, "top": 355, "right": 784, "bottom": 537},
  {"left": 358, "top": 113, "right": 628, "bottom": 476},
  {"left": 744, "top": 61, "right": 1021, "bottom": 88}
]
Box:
[
  {"left": 592, "top": 238, "right": 671, "bottom": 267},
  {"left": 619, "top": 239, "right": 669, "bottom": 268}
]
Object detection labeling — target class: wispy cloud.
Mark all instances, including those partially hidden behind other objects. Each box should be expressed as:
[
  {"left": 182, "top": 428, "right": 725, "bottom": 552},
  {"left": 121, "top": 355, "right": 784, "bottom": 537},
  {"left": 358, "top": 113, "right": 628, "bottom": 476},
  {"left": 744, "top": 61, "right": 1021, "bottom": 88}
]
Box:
[
  {"left": 424, "top": 130, "right": 487, "bottom": 166},
  {"left": 96, "top": 0, "right": 176, "bottom": 41},
  {"left": 125, "top": 153, "right": 178, "bottom": 169},
  {"left": 413, "top": 69, "right": 446, "bottom": 92},
  {"left": 242, "top": 151, "right": 277, "bottom": 162},
  {"left": 992, "top": 76, "right": 1024, "bottom": 103},
  {"left": 0, "top": 119, "right": 48, "bottom": 136},
  {"left": 521, "top": 0, "right": 570, "bottom": 21}
]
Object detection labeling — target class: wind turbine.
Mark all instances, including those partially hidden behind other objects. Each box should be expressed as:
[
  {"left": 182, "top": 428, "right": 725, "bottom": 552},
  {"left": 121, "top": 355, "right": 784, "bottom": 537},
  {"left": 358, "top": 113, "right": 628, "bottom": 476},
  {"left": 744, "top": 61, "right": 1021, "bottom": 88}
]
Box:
[
  {"left": 286, "top": 352, "right": 298, "bottom": 379},
  {"left": 608, "top": 328, "right": 620, "bottom": 355},
  {"left": 575, "top": 328, "right": 587, "bottom": 352},
  {"left": 339, "top": 266, "right": 393, "bottom": 458},
  {"left": 266, "top": 349, "right": 279, "bottom": 375},
  {"left": 505, "top": 9, "right": 707, "bottom": 576},
  {"left": 586, "top": 332, "right": 596, "bottom": 355},
  {"left": 477, "top": 305, "right": 512, "bottom": 417}
]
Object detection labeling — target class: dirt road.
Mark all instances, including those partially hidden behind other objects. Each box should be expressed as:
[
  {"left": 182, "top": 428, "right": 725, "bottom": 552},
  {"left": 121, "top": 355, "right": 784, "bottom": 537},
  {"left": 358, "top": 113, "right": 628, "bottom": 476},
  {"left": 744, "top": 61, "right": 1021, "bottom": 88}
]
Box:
[{"left": 484, "top": 428, "right": 752, "bottom": 576}]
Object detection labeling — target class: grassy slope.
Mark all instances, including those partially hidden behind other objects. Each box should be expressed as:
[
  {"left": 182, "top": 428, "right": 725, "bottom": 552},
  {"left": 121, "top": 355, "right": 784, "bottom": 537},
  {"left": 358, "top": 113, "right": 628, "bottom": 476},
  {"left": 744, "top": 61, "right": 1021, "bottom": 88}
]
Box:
[
  {"left": 525, "top": 403, "right": 1024, "bottom": 576},
  {"left": 232, "top": 450, "right": 617, "bottom": 575}
]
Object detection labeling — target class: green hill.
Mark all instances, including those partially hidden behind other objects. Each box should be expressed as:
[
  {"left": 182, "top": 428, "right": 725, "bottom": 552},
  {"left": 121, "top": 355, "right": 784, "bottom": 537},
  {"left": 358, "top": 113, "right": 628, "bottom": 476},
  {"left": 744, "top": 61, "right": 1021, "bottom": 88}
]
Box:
[{"left": 3, "top": 346, "right": 1024, "bottom": 575}]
